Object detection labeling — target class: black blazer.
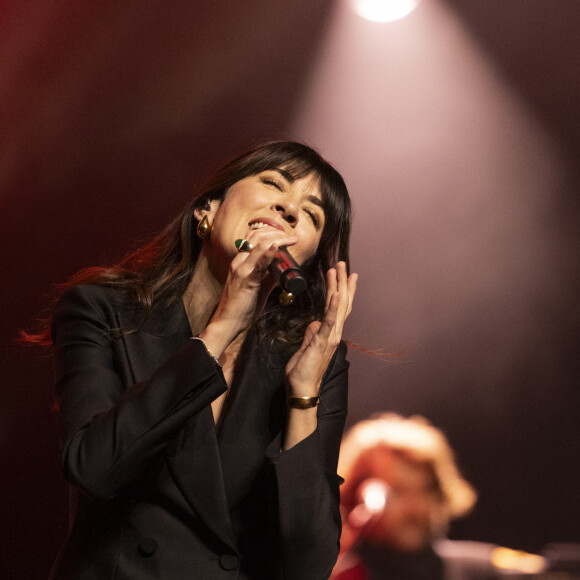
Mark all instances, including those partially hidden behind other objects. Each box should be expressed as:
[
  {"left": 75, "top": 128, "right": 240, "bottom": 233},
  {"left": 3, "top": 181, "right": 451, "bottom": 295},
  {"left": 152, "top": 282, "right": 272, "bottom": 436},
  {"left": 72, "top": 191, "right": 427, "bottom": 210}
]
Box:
[{"left": 49, "top": 284, "right": 349, "bottom": 579}]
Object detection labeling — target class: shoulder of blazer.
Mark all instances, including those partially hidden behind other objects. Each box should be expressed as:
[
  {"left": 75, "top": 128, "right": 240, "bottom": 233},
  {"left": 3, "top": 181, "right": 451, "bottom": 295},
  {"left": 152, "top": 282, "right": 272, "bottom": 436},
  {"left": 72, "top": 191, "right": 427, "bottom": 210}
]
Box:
[
  {"left": 54, "top": 283, "right": 189, "bottom": 338},
  {"left": 51, "top": 284, "right": 125, "bottom": 341},
  {"left": 54, "top": 284, "right": 126, "bottom": 321}
]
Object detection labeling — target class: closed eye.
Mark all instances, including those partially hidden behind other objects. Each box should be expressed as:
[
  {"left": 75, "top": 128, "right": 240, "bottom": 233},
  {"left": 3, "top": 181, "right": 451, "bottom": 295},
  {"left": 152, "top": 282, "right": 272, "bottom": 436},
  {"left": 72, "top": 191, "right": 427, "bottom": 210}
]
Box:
[
  {"left": 260, "top": 177, "right": 284, "bottom": 191},
  {"left": 304, "top": 207, "right": 321, "bottom": 227}
]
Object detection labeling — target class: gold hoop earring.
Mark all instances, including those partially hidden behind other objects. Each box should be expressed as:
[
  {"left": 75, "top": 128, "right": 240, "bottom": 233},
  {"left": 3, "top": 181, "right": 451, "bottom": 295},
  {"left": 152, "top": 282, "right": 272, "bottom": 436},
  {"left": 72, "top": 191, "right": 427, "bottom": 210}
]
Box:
[
  {"left": 278, "top": 290, "right": 295, "bottom": 306},
  {"left": 196, "top": 215, "right": 211, "bottom": 240}
]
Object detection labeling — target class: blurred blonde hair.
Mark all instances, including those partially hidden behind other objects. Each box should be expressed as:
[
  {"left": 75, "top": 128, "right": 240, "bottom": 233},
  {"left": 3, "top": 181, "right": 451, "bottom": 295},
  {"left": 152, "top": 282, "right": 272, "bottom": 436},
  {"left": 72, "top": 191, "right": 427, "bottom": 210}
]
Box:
[{"left": 339, "top": 413, "right": 477, "bottom": 533}]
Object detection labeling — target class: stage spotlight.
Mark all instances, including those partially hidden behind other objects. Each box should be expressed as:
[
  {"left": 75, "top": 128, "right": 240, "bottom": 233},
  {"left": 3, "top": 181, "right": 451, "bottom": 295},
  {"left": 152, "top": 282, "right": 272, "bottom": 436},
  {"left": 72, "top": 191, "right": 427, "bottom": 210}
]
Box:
[{"left": 349, "top": 0, "right": 421, "bottom": 22}]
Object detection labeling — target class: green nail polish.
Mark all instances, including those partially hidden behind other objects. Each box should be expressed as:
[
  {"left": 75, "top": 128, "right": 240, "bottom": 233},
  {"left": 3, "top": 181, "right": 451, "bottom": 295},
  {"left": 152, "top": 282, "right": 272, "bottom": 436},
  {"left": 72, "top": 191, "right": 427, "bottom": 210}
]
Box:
[{"left": 235, "top": 239, "right": 243, "bottom": 249}]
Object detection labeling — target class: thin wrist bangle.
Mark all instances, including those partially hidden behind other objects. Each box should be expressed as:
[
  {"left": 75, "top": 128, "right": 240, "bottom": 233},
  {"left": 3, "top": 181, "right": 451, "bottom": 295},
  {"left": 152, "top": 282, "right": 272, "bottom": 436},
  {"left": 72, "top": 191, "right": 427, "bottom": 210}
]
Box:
[
  {"left": 287, "top": 396, "right": 319, "bottom": 409},
  {"left": 190, "top": 336, "right": 221, "bottom": 367}
]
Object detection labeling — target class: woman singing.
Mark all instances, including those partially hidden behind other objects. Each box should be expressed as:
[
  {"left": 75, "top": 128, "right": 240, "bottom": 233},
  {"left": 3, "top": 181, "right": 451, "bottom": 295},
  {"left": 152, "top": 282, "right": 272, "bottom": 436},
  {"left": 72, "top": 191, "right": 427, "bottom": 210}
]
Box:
[{"left": 41, "top": 141, "right": 357, "bottom": 579}]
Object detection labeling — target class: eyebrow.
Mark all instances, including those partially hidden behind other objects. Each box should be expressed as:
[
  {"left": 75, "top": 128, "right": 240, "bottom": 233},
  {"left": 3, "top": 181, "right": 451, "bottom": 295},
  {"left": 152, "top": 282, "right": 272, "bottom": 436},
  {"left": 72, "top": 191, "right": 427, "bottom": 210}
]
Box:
[
  {"left": 271, "top": 168, "right": 325, "bottom": 210},
  {"left": 274, "top": 167, "right": 295, "bottom": 182},
  {"left": 306, "top": 194, "right": 324, "bottom": 209}
]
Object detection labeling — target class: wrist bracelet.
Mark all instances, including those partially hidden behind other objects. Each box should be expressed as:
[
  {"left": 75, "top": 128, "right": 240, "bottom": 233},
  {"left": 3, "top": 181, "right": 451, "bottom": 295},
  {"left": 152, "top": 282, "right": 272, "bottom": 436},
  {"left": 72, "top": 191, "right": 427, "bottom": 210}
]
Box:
[
  {"left": 190, "top": 336, "right": 221, "bottom": 367},
  {"left": 287, "top": 396, "right": 319, "bottom": 409}
]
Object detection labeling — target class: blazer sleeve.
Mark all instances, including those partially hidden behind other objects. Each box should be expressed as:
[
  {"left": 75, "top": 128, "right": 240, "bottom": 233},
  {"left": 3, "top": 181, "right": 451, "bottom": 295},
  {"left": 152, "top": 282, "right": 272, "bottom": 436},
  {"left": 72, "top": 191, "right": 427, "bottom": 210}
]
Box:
[
  {"left": 266, "top": 341, "right": 349, "bottom": 580},
  {"left": 51, "top": 284, "right": 228, "bottom": 500}
]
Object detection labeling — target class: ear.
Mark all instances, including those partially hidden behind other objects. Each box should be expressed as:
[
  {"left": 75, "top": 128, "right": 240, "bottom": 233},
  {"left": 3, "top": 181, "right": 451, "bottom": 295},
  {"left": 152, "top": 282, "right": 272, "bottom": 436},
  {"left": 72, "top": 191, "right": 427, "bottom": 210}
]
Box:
[{"left": 193, "top": 199, "right": 220, "bottom": 222}]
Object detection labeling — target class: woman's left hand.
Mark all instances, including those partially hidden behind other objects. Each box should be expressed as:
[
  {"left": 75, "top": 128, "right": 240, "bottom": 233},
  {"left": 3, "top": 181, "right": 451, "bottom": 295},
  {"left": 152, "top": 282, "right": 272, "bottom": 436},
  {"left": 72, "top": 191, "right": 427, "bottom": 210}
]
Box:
[{"left": 285, "top": 261, "right": 357, "bottom": 398}]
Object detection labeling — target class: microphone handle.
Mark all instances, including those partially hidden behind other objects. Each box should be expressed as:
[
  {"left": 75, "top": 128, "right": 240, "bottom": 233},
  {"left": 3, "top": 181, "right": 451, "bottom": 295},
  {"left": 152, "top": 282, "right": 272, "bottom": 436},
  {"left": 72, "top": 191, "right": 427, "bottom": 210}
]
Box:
[{"left": 268, "top": 248, "right": 307, "bottom": 296}]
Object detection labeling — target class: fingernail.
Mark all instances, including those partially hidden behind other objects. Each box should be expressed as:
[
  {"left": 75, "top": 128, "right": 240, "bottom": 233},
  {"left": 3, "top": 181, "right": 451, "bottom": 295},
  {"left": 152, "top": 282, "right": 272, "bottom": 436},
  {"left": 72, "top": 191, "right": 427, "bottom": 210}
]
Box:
[{"left": 235, "top": 239, "right": 243, "bottom": 249}]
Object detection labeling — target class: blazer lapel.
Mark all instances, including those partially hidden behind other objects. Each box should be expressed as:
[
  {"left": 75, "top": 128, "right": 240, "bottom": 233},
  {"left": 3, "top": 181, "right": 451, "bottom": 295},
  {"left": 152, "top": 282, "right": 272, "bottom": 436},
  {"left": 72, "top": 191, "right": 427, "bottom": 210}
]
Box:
[
  {"left": 118, "top": 299, "right": 237, "bottom": 550},
  {"left": 167, "top": 407, "right": 237, "bottom": 549},
  {"left": 117, "top": 299, "right": 193, "bottom": 382}
]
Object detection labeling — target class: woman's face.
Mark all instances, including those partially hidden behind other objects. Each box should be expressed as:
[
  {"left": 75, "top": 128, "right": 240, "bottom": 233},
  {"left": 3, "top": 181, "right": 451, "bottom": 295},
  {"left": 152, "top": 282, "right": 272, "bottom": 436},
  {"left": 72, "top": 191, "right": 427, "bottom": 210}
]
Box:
[{"left": 202, "top": 168, "right": 326, "bottom": 278}]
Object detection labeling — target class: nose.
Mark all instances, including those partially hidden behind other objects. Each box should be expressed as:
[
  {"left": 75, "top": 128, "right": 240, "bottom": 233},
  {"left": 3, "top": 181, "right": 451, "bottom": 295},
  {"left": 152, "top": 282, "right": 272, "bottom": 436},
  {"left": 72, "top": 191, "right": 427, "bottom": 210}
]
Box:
[{"left": 274, "top": 200, "right": 298, "bottom": 225}]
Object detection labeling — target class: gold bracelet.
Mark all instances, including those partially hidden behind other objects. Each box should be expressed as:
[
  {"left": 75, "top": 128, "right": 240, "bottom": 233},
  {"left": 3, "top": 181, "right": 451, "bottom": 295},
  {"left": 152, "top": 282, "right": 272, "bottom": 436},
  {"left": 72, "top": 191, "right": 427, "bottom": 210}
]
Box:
[
  {"left": 190, "top": 336, "right": 221, "bottom": 367},
  {"left": 287, "top": 396, "right": 319, "bottom": 409}
]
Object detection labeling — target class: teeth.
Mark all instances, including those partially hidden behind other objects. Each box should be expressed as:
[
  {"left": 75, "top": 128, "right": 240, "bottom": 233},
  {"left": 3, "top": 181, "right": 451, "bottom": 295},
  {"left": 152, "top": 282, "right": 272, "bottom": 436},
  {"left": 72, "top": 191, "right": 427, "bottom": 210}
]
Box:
[{"left": 250, "top": 222, "right": 268, "bottom": 229}]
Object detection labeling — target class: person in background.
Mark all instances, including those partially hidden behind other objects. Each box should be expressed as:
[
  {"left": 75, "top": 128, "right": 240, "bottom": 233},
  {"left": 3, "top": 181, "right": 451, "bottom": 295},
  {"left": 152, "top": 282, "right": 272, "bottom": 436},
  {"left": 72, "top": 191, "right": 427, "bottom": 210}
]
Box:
[
  {"left": 27, "top": 141, "right": 357, "bottom": 579},
  {"left": 332, "top": 413, "right": 548, "bottom": 580}
]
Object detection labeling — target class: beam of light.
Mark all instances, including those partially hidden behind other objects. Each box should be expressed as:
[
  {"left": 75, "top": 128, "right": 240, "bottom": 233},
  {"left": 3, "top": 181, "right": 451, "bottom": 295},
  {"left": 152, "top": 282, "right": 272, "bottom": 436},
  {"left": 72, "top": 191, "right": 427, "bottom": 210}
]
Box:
[
  {"left": 291, "top": 0, "right": 566, "bottom": 414},
  {"left": 350, "top": 0, "right": 421, "bottom": 23}
]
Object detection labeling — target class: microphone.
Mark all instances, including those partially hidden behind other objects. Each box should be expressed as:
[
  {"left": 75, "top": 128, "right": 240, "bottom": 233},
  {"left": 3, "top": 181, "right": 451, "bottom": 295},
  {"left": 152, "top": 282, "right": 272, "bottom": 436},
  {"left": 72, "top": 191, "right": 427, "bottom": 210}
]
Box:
[
  {"left": 269, "top": 247, "right": 307, "bottom": 297},
  {"left": 332, "top": 479, "right": 390, "bottom": 575}
]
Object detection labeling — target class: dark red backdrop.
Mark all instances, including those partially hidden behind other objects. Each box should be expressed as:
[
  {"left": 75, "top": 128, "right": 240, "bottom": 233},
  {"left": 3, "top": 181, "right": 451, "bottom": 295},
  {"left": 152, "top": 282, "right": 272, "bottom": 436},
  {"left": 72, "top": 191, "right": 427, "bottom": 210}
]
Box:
[{"left": 1, "top": 1, "right": 578, "bottom": 577}]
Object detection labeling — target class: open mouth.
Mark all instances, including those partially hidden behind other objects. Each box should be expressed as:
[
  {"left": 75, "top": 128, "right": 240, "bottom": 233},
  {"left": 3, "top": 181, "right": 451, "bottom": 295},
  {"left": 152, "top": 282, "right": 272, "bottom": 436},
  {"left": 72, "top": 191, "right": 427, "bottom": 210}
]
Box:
[{"left": 248, "top": 219, "right": 284, "bottom": 231}]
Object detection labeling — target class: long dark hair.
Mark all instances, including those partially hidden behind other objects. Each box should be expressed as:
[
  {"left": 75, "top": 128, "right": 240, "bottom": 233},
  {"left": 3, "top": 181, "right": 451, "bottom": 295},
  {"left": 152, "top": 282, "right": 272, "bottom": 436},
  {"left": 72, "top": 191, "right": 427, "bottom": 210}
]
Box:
[{"left": 23, "top": 141, "right": 352, "bottom": 348}]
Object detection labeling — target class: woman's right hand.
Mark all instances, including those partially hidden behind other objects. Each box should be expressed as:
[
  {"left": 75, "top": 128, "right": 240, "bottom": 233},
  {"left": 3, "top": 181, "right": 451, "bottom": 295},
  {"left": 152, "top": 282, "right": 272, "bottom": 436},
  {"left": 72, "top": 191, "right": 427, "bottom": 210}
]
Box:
[{"left": 199, "top": 229, "right": 298, "bottom": 357}]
